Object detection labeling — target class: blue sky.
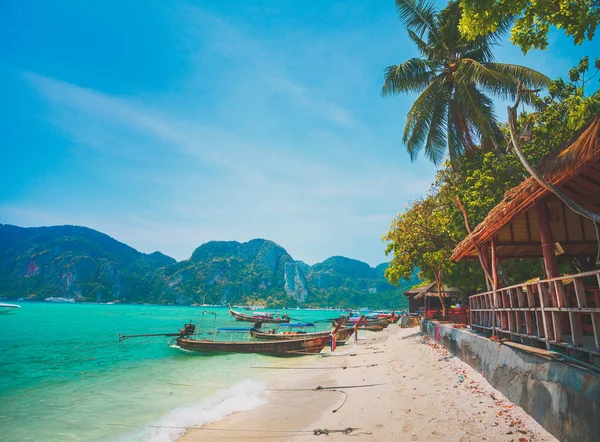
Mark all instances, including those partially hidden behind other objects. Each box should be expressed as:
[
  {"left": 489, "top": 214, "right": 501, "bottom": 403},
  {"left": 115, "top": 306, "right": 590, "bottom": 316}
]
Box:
[{"left": 0, "top": 1, "right": 597, "bottom": 266}]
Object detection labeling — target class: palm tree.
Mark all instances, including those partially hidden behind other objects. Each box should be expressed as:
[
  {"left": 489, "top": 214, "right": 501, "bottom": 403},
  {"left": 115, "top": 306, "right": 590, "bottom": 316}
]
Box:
[{"left": 382, "top": 0, "right": 550, "bottom": 165}]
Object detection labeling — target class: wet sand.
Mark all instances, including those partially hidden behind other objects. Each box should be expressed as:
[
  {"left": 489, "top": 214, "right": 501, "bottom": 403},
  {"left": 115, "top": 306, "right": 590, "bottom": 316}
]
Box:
[{"left": 179, "top": 325, "right": 558, "bottom": 441}]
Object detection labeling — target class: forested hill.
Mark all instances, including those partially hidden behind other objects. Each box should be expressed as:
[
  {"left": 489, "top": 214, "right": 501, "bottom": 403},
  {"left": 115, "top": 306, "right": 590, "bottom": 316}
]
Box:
[{"left": 0, "top": 224, "right": 418, "bottom": 308}]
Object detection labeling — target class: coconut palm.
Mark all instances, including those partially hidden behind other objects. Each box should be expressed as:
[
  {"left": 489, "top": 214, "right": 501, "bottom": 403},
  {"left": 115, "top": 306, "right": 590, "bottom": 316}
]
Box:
[{"left": 382, "top": 0, "right": 550, "bottom": 165}]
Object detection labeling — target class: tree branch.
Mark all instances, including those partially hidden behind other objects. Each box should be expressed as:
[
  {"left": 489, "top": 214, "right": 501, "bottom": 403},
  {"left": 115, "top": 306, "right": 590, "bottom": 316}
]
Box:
[
  {"left": 456, "top": 196, "right": 494, "bottom": 290},
  {"left": 507, "top": 86, "right": 600, "bottom": 263}
]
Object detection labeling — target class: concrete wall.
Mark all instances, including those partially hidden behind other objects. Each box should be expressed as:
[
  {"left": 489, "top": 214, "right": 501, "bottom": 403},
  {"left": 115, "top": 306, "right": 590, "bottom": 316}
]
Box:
[{"left": 421, "top": 320, "right": 600, "bottom": 442}]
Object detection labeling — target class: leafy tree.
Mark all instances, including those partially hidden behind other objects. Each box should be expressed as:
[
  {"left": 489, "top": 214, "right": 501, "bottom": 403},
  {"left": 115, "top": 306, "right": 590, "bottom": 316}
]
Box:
[
  {"left": 383, "top": 193, "right": 457, "bottom": 315},
  {"left": 382, "top": 0, "right": 549, "bottom": 165},
  {"left": 385, "top": 58, "right": 599, "bottom": 300},
  {"left": 459, "top": 0, "right": 600, "bottom": 54}
]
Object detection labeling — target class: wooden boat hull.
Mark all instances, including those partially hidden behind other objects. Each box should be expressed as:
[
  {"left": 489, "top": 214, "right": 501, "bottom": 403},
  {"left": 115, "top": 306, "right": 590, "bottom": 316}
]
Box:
[
  {"left": 334, "top": 318, "right": 390, "bottom": 329},
  {"left": 174, "top": 336, "right": 328, "bottom": 355},
  {"left": 250, "top": 327, "right": 355, "bottom": 344},
  {"left": 337, "top": 322, "right": 386, "bottom": 331},
  {"left": 229, "top": 305, "right": 290, "bottom": 324}
]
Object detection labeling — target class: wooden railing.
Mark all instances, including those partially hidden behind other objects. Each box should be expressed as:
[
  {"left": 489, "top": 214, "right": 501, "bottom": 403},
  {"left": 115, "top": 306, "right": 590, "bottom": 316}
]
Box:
[
  {"left": 470, "top": 270, "right": 600, "bottom": 354},
  {"left": 418, "top": 307, "right": 470, "bottom": 325}
]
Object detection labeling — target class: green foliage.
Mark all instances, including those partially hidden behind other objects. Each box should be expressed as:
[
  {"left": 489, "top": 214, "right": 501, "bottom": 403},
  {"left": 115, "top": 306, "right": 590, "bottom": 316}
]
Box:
[
  {"left": 459, "top": 0, "right": 600, "bottom": 53},
  {"left": 383, "top": 193, "right": 456, "bottom": 286},
  {"left": 382, "top": 0, "right": 549, "bottom": 165},
  {"left": 384, "top": 57, "right": 599, "bottom": 297},
  {"left": 305, "top": 257, "right": 417, "bottom": 309}
]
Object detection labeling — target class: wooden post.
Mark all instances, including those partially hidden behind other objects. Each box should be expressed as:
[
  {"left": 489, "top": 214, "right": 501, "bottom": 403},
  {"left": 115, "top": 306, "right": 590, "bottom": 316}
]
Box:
[
  {"left": 534, "top": 201, "right": 559, "bottom": 281},
  {"left": 524, "top": 285, "right": 535, "bottom": 336},
  {"left": 535, "top": 200, "right": 564, "bottom": 342},
  {"left": 490, "top": 239, "right": 499, "bottom": 336}
]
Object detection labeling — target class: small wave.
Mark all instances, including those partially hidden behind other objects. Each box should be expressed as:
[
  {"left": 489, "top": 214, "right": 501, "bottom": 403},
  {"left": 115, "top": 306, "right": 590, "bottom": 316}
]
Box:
[{"left": 127, "top": 379, "right": 266, "bottom": 442}]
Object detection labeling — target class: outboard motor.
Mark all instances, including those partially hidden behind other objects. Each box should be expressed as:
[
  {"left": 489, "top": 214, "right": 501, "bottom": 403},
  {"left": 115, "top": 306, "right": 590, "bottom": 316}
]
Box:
[{"left": 180, "top": 323, "right": 196, "bottom": 336}]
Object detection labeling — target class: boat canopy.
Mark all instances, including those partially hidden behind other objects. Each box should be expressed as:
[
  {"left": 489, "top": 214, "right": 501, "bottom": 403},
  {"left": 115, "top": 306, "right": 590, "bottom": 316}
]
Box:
[
  {"left": 216, "top": 327, "right": 252, "bottom": 332},
  {"left": 279, "top": 323, "right": 315, "bottom": 327}
]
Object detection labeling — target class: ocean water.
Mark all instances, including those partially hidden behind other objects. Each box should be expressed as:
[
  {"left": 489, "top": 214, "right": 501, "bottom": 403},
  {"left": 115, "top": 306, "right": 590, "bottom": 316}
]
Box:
[{"left": 0, "top": 303, "right": 342, "bottom": 441}]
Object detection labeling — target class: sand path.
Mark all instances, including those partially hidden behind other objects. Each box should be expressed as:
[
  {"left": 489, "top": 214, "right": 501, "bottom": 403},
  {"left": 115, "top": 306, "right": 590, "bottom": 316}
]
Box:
[{"left": 180, "top": 325, "right": 558, "bottom": 442}]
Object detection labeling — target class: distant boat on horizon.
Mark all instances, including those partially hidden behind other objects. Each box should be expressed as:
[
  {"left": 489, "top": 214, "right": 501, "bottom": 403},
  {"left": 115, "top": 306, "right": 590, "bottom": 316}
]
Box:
[{"left": 44, "top": 297, "right": 75, "bottom": 303}]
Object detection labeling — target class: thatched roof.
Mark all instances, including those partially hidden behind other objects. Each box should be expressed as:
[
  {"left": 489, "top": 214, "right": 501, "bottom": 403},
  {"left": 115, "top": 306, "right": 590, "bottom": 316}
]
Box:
[
  {"left": 452, "top": 115, "right": 600, "bottom": 262},
  {"left": 404, "top": 282, "right": 461, "bottom": 299}
]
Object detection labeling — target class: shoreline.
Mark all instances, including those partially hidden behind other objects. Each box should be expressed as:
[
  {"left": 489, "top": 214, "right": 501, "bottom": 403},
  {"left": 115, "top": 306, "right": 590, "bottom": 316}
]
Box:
[{"left": 178, "top": 325, "right": 558, "bottom": 442}]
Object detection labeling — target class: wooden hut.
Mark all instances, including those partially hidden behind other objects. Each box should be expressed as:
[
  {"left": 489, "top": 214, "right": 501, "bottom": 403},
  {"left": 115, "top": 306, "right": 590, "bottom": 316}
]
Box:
[
  {"left": 451, "top": 116, "right": 600, "bottom": 358},
  {"left": 404, "top": 282, "right": 461, "bottom": 317}
]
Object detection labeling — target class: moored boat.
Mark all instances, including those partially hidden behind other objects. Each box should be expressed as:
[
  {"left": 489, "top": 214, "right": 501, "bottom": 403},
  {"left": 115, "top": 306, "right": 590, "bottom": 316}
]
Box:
[
  {"left": 173, "top": 335, "right": 329, "bottom": 355},
  {"left": 335, "top": 319, "right": 387, "bottom": 331},
  {"left": 228, "top": 304, "right": 290, "bottom": 324},
  {"left": 347, "top": 323, "right": 386, "bottom": 331},
  {"left": 250, "top": 323, "right": 355, "bottom": 344},
  {"left": 0, "top": 303, "right": 21, "bottom": 311},
  {"left": 335, "top": 317, "right": 390, "bottom": 328}
]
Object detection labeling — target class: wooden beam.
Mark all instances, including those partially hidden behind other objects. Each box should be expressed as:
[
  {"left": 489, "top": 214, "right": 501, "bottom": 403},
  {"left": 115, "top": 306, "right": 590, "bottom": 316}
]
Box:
[
  {"left": 538, "top": 283, "right": 552, "bottom": 341},
  {"left": 592, "top": 313, "right": 600, "bottom": 350},
  {"left": 494, "top": 240, "right": 593, "bottom": 247},
  {"left": 491, "top": 239, "right": 499, "bottom": 290},
  {"left": 556, "top": 186, "right": 600, "bottom": 203},
  {"left": 525, "top": 210, "right": 532, "bottom": 242},
  {"left": 580, "top": 173, "right": 600, "bottom": 189},
  {"left": 569, "top": 312, "right": 583, "bottom": 347},
  {"left": 561, "top": 203, "right": 570, "bottom": 241},
  {"left": 525, "top": 285, "right": 536, "bottom": 336},
  {"left": 535, "top": 201, "right": 559, "bottom": 280},
  {"left": 573, "top": 277, "right": 588, "bottom": 308},
  {"left": 572, "top": 176, "right": 600, "bottom": 193}
]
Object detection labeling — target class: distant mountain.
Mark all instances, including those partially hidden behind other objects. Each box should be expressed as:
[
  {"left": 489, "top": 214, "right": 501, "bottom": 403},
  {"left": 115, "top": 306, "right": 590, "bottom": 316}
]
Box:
[
  {"left": 305, "top": 256, "right": 417, "bottom": 309},
  {"left": 157, "top": 239, "right": 309, "bottom": 306},
  {"left": 0, "top": 224, "right": 419, "bottom": 308},
  {"left": 0, "top": 224, "right": 175, "bottom": 303}
]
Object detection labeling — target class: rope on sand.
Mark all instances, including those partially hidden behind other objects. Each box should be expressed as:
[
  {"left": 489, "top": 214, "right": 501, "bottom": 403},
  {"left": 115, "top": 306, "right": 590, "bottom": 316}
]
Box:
[
  {"left": 249, "top": 363, "right": 378, "bottom": 370},
  {"left": 319, "top": 351, "right": 385, "bottom": 357},
  {"left": 267, "top": 382, "right": 386, "bottom": 391},
  {"left": 105, "top": 422, "right": 369, "bottom": 436}
]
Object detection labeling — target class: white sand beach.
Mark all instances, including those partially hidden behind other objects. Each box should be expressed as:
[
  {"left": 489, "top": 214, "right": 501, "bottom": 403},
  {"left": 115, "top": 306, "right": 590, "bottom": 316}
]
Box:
[{"left": 179, "top": 325, "right": 558, "bottom": 441}]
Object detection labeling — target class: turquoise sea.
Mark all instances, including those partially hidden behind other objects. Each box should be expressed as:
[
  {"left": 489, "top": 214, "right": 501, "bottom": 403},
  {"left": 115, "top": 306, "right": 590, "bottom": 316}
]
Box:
[{"left": 0, "top": 303, "right": 343, "bottom": 441}]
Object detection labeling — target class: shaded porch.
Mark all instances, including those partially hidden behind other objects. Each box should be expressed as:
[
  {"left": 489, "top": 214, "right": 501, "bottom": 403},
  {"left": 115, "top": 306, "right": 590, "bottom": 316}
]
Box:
[
  {"left": 403, "top": 282, "right": 465, "bottom": 322},
  {"left": 452, "top": 116, "right": 600, "bottom": 360}
]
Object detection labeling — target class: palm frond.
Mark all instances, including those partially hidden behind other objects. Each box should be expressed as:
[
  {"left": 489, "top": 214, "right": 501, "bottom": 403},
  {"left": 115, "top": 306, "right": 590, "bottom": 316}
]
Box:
[
  {"left": 403, "top": 78, "right": 446, "bottom": 161},
  {"left": 395, "top": 0, "right": 440, "bottom": 42},
  {"left": 486, "top": 63, "right": 550, "bottom": 89},
  {"left": 423, "top": 90, "right": 450, "bottom": 165},
  {"left": 438, "top": 1, "right": 462, "bottom": 54},
  {"left": 456, "top": 84, "right": 502, "bottom": 150},
  {"left": 447, "top": 98, "right": 461, "bottom": 160},
  {"left": 382, "top": 58, "right": 436, "bottom": 96},
  {"left": 462, "top": 42, "right": 495, "bottom": 63},
  {"left": 455, "top": 58, "right": 520, "bottom": 99},
  {"left": 407, "top": 30, "right": 435, "bottom": 59}
]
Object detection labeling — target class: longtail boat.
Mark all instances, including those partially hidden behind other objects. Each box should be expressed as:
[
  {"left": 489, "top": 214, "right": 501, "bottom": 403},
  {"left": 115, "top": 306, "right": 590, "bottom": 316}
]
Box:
[
  {"left": 375, "top": 311, "right": 399, "bottom": 323},
  {"left": 335, "top": 320, "right": 387, "bottom": 331},
  {"left": 349, "top": 323, "right": 386, "bottom": 331},
  {"left": 250, "top": 323, "right": 355, "bottom": 344},
  {"left": 172, "top": 335, "right": 329, "bottom": 355},
  {"left": 337, "top": 317, "right": 390, "bottom": 328},
  {"left": 228, "top": 304, "right": 290, "bottom": 324}
]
